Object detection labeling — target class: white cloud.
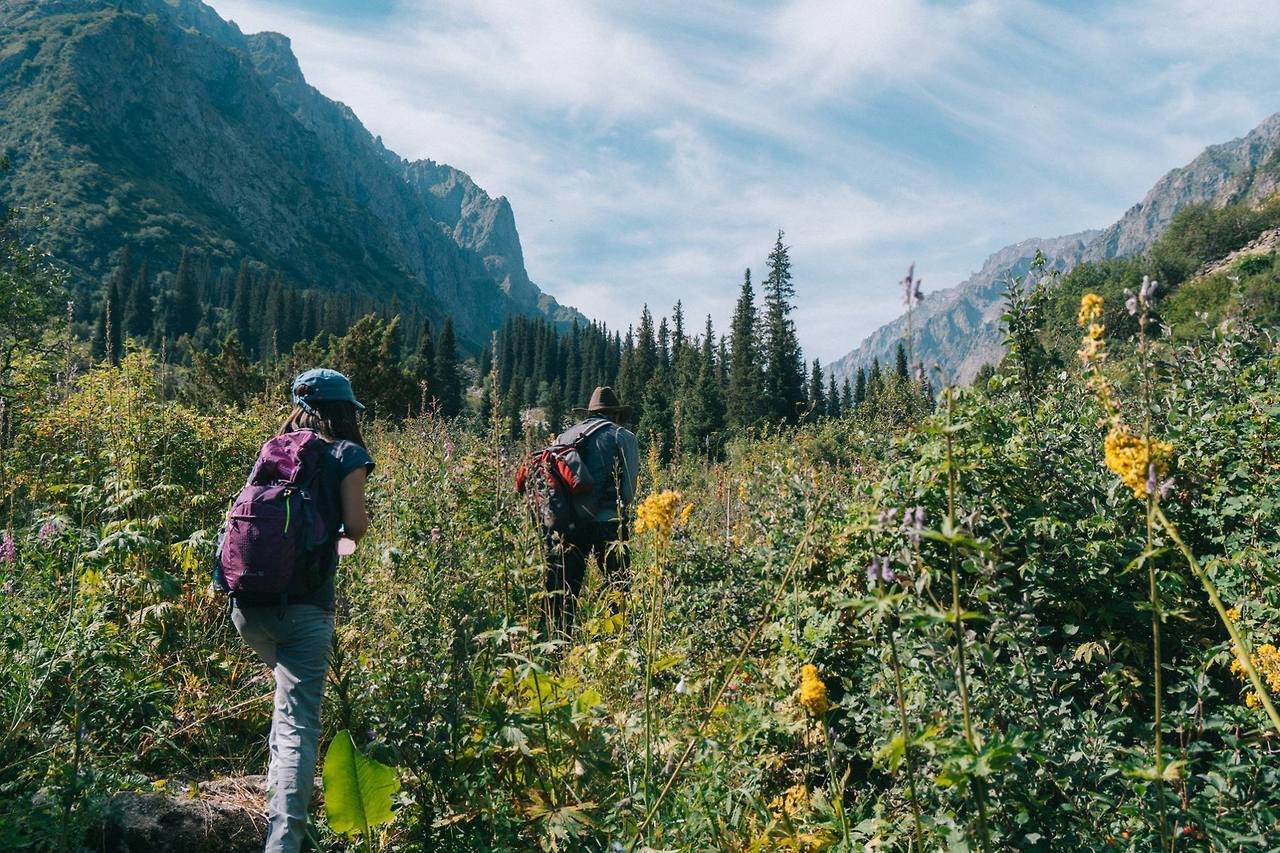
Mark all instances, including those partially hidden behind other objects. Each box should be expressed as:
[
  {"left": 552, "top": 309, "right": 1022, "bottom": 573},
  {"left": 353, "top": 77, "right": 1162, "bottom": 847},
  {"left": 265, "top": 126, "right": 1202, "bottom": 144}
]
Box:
[{"left": 205, "top": 0, "right": 1280, "bottom": 361}]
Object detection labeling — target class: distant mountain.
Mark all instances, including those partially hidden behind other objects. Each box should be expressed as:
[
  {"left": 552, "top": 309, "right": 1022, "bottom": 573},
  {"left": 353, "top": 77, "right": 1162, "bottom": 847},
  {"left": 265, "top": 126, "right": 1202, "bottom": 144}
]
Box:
[
  {"left": 0, "top": 0, "right": 582, "bottom": 348},
  {"left": 831, "top": 112, "right": 1280, "bottom": 383}
]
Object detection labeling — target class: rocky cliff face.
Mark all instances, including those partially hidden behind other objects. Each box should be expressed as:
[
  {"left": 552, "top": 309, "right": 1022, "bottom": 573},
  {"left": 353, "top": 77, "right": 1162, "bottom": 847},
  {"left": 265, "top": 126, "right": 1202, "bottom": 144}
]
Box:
[
  {"left": 828, "top": 231, "right": 1098, "bottom": 384},
  {"left": 0, "top": 0, "right": 581, "bottom": 348},
  {"left": 831, "top": 112, "right": 1280, "bottom": 383}
]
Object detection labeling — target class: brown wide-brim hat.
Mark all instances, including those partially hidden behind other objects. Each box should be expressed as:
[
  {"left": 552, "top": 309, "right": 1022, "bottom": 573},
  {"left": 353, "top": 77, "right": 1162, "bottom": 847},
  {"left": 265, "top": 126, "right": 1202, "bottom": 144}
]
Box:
[{"left": 572, "top": 385, "right": 631, "bottom": 417}]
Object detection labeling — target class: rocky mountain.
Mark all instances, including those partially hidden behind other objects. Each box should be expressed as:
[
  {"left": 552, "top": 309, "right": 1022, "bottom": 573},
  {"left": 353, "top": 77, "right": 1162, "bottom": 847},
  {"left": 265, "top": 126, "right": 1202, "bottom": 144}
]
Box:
[
  {"left": 831, "top": 112, "right": 1280, "bottom": 383},
  {"left": 0, "top": 0, "right": 581, "bottom": 348}
]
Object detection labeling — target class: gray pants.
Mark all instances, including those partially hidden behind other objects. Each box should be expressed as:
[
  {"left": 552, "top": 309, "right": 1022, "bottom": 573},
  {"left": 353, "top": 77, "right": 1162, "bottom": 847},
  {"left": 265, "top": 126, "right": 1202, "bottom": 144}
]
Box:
[{"left": 232, "top": 604, "right": 334, "bottom": 853}]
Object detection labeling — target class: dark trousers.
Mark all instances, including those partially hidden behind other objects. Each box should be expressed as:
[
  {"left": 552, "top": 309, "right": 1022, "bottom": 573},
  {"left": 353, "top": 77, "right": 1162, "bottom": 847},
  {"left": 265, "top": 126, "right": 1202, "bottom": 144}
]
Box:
[{"left": 545, "top": 520, "right": 629, "bottom": 637}]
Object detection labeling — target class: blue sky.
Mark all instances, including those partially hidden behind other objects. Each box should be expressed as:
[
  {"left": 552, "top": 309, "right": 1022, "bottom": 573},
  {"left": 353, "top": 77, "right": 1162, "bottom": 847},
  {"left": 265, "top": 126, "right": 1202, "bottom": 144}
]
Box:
[{"left": 207, "top": 0, "right": 1280, "bottom": 362}]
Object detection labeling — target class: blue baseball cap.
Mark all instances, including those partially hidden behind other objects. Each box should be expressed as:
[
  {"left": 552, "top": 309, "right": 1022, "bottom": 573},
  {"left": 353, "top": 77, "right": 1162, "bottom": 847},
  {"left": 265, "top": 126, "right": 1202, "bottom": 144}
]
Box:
[{"left": 291, "top": 368, "right": 365, "bottom": 412}]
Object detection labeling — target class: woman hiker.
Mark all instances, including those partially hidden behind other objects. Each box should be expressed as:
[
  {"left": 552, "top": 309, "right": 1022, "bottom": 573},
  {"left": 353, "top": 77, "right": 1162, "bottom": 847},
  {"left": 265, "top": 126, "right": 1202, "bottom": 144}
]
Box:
[
  {"left": 545, "top": 386, "right": 639, "bottom": 635},
  {"left": 224, "top": 368, "right": 373, "bottom": 852}
]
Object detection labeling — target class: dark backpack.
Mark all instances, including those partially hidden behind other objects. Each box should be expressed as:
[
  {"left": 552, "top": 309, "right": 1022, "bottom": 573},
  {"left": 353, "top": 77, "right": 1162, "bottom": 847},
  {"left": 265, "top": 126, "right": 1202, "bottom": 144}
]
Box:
[
  {"left": 515, "top": 419, "right": 612, "bottom": 535},
  {"left": 213, "top": 430, "right": 331, "bottom": 603}
]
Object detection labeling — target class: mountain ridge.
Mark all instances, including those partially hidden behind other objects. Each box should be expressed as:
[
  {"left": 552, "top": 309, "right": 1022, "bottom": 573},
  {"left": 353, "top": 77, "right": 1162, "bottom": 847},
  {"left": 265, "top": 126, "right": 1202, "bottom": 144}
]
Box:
[
  {"left": 831, "top": 112, "right": 1280, "bottom": 383},
  {"left": 0, "top": 0, "right": 582, "bottom": 348}
]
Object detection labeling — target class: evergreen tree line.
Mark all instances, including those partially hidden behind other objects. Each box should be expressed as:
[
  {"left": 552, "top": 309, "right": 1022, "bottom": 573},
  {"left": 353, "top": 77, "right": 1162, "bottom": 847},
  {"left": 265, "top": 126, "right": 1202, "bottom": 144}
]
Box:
[
  {"left": 89, "top": 245, "right": 467, "bottom": 417},
  {"left": 90, "top": 236, "right": 933, "bottom": 447},
  {"left": 486, "top": 231, "right": 932, "bottom": 455},
  {"left": 89, "top": 246, "right": 450, "bottom": 365}
]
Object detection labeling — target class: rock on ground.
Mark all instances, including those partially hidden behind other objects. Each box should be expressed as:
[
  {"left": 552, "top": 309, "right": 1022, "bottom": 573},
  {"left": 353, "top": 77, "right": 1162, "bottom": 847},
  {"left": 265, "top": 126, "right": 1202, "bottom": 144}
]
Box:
[{"left": 90, "top": 776, "right": 268, "bottom": 853}]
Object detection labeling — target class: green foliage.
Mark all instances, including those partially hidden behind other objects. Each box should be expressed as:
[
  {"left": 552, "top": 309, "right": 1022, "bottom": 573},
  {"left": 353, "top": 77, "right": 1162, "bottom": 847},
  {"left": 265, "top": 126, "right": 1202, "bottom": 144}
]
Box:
[{"left": 322, "top": 729, "right": 402, "bottom": 838}]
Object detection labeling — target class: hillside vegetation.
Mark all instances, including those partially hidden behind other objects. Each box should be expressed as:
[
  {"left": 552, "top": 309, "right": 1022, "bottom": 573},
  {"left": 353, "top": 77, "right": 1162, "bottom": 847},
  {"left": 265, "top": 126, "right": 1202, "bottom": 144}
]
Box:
[{"left": 2, "top": 191, "right": 1280, "bottom": 851}]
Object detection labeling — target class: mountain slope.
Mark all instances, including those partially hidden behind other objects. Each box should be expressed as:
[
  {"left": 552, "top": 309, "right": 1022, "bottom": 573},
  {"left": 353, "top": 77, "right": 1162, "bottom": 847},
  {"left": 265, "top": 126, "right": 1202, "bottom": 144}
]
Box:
[
  {"left": 832, "top": 112, "right": 1280, "bottom": 383},
  {"left": 0, "top": 0, "right": 580, "bottom": 347}
]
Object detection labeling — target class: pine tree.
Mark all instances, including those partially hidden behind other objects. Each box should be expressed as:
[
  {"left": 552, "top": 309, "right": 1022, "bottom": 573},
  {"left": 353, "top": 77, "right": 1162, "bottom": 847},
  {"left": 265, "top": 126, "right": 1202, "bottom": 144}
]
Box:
[
  {"left": 895, "top": 341, "right": 909, "bottom": 383},
  {"left": 671, "top": 300, "right": 686, "bottom": 362},
  {"left": 123, "top": 256, "right": 153, "bottom": 340},
  {"left": 853, "top": 368, "right": 866, "bottom": 406},
  {"left": 807, "top": 358, "right": 826, "bottom": 422},
  {"left": 412, "top": 318, "right": 435, "bottom": 399},
  {"left": 827, "top": 373, "right": 840, "bottom": 418},
  {"left": 164, "top": 248, "right": 201, "bottom": 340},
  {"left": 727, "top": 269, "right": 763, "bottom": 429},
  {"left": 432, "top": 318, "right": 464, "bottom": 417},
  {"left": 540, "top": 378, "right": 565, "bottom": 436},
  {"left": 760, "top": 231, "right": 805, "bottom": 424},
  {"left": 868, "top": 358, "right": 883, "bottom": 401}
]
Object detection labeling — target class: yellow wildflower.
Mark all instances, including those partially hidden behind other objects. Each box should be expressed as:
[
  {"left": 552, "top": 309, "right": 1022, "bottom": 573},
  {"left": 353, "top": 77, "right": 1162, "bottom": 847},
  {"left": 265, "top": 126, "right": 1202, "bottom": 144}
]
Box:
[
  {"left": 635, "top": 490, "right": 683, "bottom": 537},
  {"left": 1078, "top": 293, "right": 1104, "bottom": 326},
  {"left": 678, "top": 502, "right": 694, "bottom": 526},
  {"left": 1225, "top": 607, "right": 1241, "bottom": 624},
  {"left": 1103, "top": 427, "right": 1173, "bottom": 499},
  {"left": 1231, "top": 643, "right": 1280, "bottom": 709},
  {"left": 798, "top": 664, "right": 830, "bottom": 716},
  {"left": 768, "top": 783, "right": 810, "bottom": 818}
]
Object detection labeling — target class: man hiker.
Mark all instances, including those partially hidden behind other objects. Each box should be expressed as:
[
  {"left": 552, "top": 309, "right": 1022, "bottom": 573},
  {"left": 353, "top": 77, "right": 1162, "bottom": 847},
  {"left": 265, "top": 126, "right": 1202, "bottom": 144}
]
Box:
[{"left": 545, "top": 386, "right": 638, "bottom": 635}]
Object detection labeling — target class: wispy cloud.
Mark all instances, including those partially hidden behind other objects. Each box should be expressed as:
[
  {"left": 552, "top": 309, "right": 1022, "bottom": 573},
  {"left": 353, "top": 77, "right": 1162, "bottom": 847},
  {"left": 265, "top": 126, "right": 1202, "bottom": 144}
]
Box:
[{"left": 207, "top": 0, "right": 1279, "bottom": 361}]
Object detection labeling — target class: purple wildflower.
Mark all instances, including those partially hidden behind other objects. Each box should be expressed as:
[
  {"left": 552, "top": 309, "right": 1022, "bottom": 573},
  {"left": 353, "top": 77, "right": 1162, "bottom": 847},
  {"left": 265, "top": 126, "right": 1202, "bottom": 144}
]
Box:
[
  {"left": 905, "top": 506, "right": 925, "bottom": 546},
  {"left": 867, "top": 555, "right": 896, "bottom": 587},
  {"left": 37, "top": 519, "right": 58, "bottom": 542},
  {"left": 877, "top": 507, "right": 899, "bottom": 527},
  {"left": 901, "top": 263, "right": 925, "bottom": 307},
  {"left": 1159, "top": 478, "right": 1175, "bottom": 500},
  {"left": 0, "top": 531, "right": 15, "bottom": 565},
  {"left": 1124, "top": 289, "right": 1139, "bottom": 316},
  {"left": 1146, "top": 463, "right": 1159, "bottom": 498},
  {"left": 430, "top": 527, "right": 442, "bottom": 543},
  {"left": 1140, "top": 275, "right": 1158, "bottom": 304}
]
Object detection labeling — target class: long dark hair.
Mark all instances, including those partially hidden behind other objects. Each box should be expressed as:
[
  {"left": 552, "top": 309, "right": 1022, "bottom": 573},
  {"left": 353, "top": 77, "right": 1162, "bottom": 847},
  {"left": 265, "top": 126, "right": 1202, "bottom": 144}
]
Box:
[{"left": 279, "top": 397, "right": 366, "bottom": 448}]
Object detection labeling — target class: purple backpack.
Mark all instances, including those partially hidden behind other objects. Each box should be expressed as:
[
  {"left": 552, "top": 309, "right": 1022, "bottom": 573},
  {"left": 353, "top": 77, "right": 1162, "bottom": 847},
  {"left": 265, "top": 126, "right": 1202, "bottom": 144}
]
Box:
[{"left": 213, "top": 430, "right": 330, "bottom": 602}]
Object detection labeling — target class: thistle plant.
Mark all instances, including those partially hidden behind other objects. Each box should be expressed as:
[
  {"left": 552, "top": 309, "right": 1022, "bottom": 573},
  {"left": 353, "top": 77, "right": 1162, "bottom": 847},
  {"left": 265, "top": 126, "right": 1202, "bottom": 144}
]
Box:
[
  {"left": 941, "top": 385, "right": 990, "bottom": 851},
  {"left": 901, "top": 264, "right": 925, "bottom": 383}
]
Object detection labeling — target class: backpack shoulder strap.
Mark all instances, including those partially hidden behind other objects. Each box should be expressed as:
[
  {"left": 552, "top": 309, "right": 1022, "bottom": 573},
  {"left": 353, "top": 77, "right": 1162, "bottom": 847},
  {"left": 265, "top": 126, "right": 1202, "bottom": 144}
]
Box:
[{"left": 571, "top": 418, "right": 614, "bottom": 447}]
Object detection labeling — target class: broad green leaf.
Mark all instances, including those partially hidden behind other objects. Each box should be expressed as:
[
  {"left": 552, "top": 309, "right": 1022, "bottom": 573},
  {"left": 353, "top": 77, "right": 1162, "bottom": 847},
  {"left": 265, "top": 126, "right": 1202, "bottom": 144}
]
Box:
[{"left": 323, "top": 729, "right": 401, "bottom": 838}]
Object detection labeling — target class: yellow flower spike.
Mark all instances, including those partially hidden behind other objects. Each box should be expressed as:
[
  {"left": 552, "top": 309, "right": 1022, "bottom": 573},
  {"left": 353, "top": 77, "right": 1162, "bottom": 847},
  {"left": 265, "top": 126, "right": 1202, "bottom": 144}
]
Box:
[
  {"left": 1225, "top": 607, "right": 1241, "bottom": 624},
  {"left": 799, "top": 663, "right": 830, "bottom": 716},
  {"left": 1078, "top": 293, "right": 1104, "bottom": 326},
  {"left": 678, "top": 503, "right": 694, "bottom": 526},
  {"left": 1103, "top": 427, "right": 1174, "bottom": 499},
  {"left": 635, "top": 490, "right": 684, "bottom": 538}
]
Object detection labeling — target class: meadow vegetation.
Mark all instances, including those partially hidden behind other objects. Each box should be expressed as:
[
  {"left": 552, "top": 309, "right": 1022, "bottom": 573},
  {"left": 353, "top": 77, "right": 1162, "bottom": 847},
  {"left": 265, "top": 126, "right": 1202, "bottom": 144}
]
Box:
[{"left": 1, "top": 194, "right": 1280, "bottom": 851}]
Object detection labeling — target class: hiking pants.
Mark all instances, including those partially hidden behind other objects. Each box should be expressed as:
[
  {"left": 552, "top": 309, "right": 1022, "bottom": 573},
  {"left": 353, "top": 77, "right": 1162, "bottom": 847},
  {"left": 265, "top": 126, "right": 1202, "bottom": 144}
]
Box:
[
  {"left": 545, "top": 520, "right": 629, "bottom": 636},
  {"left": 232, "top": 603, "right": 334, "bottom": 853}
]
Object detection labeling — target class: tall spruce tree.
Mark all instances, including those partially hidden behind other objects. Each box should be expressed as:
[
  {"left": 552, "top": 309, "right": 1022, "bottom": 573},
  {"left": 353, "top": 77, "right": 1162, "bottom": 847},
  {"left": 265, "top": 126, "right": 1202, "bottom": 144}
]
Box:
[
  {"left": 433, "top": 318, "right": 464, "bottom": 417},
  {"left": 895, "top": 341, "right": 910, "bottom": 383},
  {"left": 827, "top": 372, "right": 840, "bottom": 418},
  {"left": 727, "top": 268, "right": 763, "bottom": 429},
  {"left": 760, "top": 231, "right": 805, "bottom": 424},
  {"left": 853, "top": 367, "right": 866, "bottom": 406},
  {"left": 868, "top": 357, "right": 883, "bottom": 401},
  {"left": 164, "top": 248, "right": 201, "bottom": 340},
  {"left": 123, "top": 256, "right": 153, "bottom": 340},
  {"left": 806, "top": 358, "right": 826, "bottom": 422}
]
